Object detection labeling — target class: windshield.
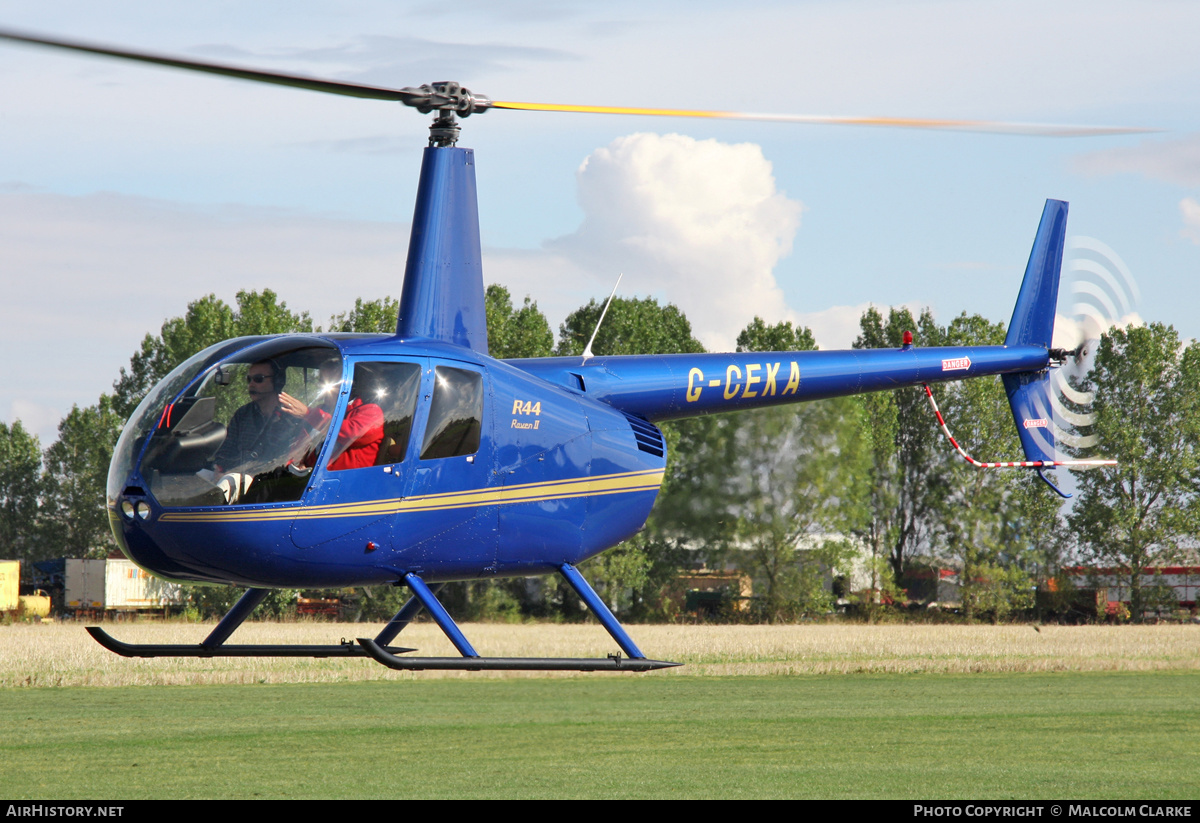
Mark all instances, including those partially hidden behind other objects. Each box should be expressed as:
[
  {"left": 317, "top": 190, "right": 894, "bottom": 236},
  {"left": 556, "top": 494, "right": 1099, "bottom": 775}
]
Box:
[
  {"left": 123, "top": 339, "right": 341, "bottom": 507},
  {"left": 107, "top": 337, "right": 267, "bottom": 505}
]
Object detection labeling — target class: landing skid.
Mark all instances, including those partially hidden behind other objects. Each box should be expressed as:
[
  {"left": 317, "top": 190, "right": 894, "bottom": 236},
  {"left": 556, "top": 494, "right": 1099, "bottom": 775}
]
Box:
[
  {"left": 86, "top": 626, "right": 415, "bottom": 658},
  {"left": 86, "top": 587, "right": 415, "bottom": 659},
  {"left": 357, "top": 638, "right": 677, "bottom": 671},
  {"left": 86, "top": 564, "right": 680, "bottom": 673}
]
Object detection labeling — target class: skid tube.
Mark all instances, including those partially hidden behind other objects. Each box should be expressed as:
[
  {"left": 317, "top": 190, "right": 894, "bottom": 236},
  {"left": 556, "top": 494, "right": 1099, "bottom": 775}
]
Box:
[
  {"left": 356, "top": 639, "right": 678, "bottom": 671},
  {"left": 86, "top": 626, "right": 418, "bottom": 659},
  {"left": 87, "top": 587, "right": 416, "bottom": 659}
]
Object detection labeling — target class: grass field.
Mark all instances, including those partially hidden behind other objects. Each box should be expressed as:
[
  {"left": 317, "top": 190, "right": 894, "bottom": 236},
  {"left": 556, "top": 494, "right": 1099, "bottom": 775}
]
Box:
[
  {"left": 1, "top": 621, "right": 1198, "bottom": 799},
  {"left": 3, "top": 620, "right": 1198, "bottom": 686}
]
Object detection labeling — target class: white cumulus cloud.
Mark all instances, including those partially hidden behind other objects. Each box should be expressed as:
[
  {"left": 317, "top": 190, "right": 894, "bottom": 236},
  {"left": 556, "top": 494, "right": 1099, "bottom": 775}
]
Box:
[
  {"left": 547, "top": 133, "right": 803, "bottom": 351},
  {"left": 1181, "top": 197, "right": 1200, "bottom": 244}
]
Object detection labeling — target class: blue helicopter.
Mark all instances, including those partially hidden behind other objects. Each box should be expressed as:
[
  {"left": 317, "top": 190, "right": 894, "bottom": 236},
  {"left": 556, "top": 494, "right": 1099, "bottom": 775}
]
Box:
[{"left": 1, "top": 30, "right": 1125, "bottom": 671}]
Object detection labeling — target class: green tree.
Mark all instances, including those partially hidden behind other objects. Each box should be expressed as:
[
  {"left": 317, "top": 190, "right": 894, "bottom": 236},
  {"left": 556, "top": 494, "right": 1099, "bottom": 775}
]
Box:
[
  {"left": 724, "top": 318, "right": 868, "bottom": 621},
  {"left": 852, "top": 308, "right": 1043, "bottom": 619},
  {"left": 1008, "top": 468, "right": 1070, "bottom": 618},
  {"left": 39, "top": 398, "right": 125, "bottom": 560},
  {"left": 853, "top": 307, "right": 949, "bottom": 582},
  {"left": 736, "top": 317, "right": 816, "bottom": 353},
  {"left": 556, "top": 296, "right": 703, "bottom": 359},
  {"left": 0, "top": 420, "right": 43, "bottom": 564},
  {"left": 235, "top": 289, "right": 313, "bottom": 337},
  {"left": 1068, "top": 323, "right": 1200, "bottom": 618},
  {"left": 934, "top": 313, "right": 1032, "bottom": 621},
  {"left": 327, "top": 297, "right": 400, "bottom": 333},
  {"left": 485, "top": 285, "right": 554, "bottom": 359},
  {"left": 184, "top": 585, "right": 297, "bottom": 620},
  {"left": 112, "top": 290, "right": 311, "bottom": 418}
]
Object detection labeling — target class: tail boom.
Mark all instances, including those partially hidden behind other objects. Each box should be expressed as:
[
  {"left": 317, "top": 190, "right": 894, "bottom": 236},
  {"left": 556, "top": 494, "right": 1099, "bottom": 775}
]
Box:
[{"left": 512, "top": 344, "right": 1049, "bottom": 422}]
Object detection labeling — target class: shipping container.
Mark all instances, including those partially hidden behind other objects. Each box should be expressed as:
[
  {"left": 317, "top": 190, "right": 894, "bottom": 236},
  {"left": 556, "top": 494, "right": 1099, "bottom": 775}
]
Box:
[
  {"left": 1060, "top": 566, "right": 1200, "bottom": 611},
  {"left": 65, "top": 559, "right": 106, "bottom": 610},
  {"left": 0, "top": 560, "right": 19, "bottom": 612},
  {"left": 65, "top": 558, "right": 184, "bottom": 612},
  {"left": 104, "top": 558, "right": 183, "bottom": 610}
]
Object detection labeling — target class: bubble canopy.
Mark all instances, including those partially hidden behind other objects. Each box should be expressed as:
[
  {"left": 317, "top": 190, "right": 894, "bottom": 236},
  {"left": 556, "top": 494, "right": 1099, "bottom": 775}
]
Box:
[{"left": 108, "top": 337, "right": 346, "bottom": 509}]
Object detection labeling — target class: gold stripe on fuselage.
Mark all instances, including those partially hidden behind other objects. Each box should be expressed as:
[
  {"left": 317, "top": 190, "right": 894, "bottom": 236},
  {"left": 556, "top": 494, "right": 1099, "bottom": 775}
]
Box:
[{"left": 157, "top": 468, "right": 665, "bottom": 524}]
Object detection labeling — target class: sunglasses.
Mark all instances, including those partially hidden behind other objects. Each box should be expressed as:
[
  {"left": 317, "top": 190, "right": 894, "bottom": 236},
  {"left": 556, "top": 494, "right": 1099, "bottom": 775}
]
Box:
[{"left": 247, "top": 374, "right": 275, "bottom": 384}]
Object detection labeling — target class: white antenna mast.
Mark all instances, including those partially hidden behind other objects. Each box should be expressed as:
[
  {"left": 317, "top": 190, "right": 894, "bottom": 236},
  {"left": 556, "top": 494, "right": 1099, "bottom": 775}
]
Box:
[{"left": 581, "top": 273, "right": 623, "bottom": 364}]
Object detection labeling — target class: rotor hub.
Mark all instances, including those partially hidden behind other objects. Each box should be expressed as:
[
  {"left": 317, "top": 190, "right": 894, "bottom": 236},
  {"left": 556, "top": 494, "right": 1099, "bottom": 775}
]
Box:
[
  {"left": 400, "top": 81, "right": 491, "bottom": 117},
  {"left": 396, "top": 82, "right": 492, "bottom": 146}
]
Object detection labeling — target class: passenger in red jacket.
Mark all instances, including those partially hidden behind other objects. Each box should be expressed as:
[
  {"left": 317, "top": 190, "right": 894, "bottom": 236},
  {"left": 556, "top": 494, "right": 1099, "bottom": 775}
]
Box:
[{"left": 279, "top": 359, "right": 384, "bottom": 471}]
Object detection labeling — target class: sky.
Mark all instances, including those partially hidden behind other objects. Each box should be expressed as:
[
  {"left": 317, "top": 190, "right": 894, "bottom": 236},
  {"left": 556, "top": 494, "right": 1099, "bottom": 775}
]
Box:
[{"left": 2, "top": 0, "right": 1199, "bottom": 444}]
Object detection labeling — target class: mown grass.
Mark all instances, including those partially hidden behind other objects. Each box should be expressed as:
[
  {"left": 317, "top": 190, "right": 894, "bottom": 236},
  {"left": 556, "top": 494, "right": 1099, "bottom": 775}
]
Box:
[
  {"left": 2, "top": 671, "right": 1198, "bottom": 799},
  {"left": 3, "top": 621, "right": 1198, "bottom": 686},
  {"left": 3, "top": 622, "right": 1197, "bottom": 798}
]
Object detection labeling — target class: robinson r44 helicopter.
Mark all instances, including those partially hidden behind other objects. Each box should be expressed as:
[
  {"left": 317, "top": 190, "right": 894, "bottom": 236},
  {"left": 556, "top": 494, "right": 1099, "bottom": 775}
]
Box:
[{"left": 1, "top": 29, "right": 1128, "bottom": 671}]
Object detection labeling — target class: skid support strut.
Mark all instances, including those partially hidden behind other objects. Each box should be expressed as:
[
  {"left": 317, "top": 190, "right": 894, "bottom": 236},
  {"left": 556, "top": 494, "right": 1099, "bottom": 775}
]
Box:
[
  {"left": 357, "top": 567, "right": 679, "bottom": 672},
  {"left": 373, "top": 582, "right": 443, "bottom": 646},
  {"left": 87, "top": 587, "right": 416, "bottom": 659},
  {"left": 558, "top": 563, "right": 646, "bottom": 659}
]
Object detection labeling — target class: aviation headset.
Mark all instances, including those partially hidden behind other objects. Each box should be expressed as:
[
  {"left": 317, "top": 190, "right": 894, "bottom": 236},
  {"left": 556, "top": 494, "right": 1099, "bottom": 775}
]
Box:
[{"left": 267, "top": 359, "right": 286, "bottom": 392}]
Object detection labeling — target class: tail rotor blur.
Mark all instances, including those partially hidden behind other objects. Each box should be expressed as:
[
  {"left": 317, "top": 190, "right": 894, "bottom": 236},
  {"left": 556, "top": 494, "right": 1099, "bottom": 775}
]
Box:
[{"left": 1049, "top": 237, "right": 1142, "bottom": 455}]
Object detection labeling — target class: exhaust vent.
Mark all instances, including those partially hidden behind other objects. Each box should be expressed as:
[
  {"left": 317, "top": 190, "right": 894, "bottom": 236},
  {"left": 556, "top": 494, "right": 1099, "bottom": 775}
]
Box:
[{"left": 622, "top": 412, "right": 664, "bottom": 458}]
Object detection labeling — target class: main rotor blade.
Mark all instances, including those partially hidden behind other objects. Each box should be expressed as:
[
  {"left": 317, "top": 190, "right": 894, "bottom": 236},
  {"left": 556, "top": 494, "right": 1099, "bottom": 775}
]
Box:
[
  {"left": 0, "top": 28, "right": 417, "bottom": 103},
  {"left": 490, "top": 100, "right": 1157, "bottom": 137},
  {"left": 0, "top": 28, "right": 1157, "bottom": 136}
]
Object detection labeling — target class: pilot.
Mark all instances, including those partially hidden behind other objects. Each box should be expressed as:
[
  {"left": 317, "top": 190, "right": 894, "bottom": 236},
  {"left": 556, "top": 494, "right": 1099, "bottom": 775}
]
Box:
[
  {"left": 208, "top": 359, "right": 303, "bottom": 502},
  {"left": 279, "top": 358, "right": 384, "bottom": 471}
]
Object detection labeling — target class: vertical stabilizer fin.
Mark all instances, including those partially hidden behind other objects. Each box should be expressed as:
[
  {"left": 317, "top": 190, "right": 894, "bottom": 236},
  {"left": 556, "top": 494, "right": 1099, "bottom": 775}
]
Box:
[
  {"left": 1004, "top": 200, "right": 1067, "bottom": 467},
  {"left": 396, "top": 146, "right": 489, "bottom": 353},
  {"left": 1005, "top": 199, "right": 1067, "bottom": 349}
]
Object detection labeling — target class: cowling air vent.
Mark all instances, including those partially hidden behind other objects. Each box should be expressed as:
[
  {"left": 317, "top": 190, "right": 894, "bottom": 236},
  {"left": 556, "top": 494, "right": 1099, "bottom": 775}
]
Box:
[{"left": 622, "top": 412, "right": 665, "bottom": 458}]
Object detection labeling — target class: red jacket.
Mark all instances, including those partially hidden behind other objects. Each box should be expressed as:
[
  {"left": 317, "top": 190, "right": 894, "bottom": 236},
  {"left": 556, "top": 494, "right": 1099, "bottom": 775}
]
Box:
[{"left": 304, "top": 398, "right": 384, "bottom": 471}]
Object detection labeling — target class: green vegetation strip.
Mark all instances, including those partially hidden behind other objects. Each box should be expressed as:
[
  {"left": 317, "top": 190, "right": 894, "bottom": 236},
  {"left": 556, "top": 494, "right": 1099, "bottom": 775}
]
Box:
[{"left": 2, "top": 670, "right": 1197, "bottom": 799}]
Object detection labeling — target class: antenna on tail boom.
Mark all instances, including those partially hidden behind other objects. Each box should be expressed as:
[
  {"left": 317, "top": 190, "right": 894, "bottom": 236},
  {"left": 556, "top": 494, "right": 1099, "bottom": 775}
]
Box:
[{"left": 581, "top": 273, "right": 623, "bottom": 364}]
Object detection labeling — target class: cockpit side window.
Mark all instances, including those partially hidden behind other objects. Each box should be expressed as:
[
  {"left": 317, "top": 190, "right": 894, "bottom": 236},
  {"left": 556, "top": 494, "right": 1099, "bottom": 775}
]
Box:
[
  {"left": 420, "top": 366, "right": 484, "bottom": 460},
  {"left": 323, "top": 361, "right": 421, "bottom": 471}
]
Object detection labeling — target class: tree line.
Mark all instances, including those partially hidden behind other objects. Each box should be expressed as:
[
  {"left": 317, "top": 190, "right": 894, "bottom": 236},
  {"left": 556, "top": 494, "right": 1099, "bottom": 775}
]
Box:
[{"left": 1, "top": 286, "right": 1196, "bottom": 622}]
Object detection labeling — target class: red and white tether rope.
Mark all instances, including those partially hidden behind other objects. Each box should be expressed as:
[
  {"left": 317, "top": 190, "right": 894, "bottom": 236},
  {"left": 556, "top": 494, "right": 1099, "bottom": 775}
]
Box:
[{"left": 921, "top": 385, "right": 1116, "bottom": 470}]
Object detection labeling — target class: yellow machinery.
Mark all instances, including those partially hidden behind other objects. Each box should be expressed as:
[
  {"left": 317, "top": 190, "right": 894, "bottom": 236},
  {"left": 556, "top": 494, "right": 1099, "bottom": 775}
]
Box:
[{"left": 18, "top": 590, "right": 51, "bottom": 619}]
